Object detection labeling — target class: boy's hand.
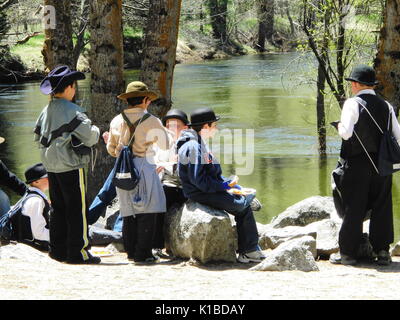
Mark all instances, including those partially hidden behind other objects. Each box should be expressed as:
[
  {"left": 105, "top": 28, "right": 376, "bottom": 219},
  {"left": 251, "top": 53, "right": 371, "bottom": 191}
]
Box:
[
  {"left": 102, "top": 131, "right": 109, "bottom": 144},
  {"left": 222, "top": 181, "right": 232, "bottom": 190}
]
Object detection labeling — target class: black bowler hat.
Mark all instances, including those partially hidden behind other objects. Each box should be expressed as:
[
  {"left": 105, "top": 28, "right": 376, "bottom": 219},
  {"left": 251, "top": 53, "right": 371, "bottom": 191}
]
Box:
[
  {"left": 25, "top": 163, "right": 48, "bottom": 184},
  {"left": 162, "top": 109, "right": 189, "bottom": 126},
  {"left": 189, "top": 107, "right": 220, "bottom": 127},
  {"left": 40, "top": 65, "right": 85, "bottom": 95},
  {"left": 345, "top": 65, "right": 378, "bottom": 86}
]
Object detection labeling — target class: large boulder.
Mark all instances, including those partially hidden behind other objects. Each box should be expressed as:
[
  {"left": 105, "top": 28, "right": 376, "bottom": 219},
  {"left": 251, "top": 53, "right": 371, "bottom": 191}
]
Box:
[
  {"left": 251, "top": 236, "right": 319, "bottom": 272},
  {"left": 165, "top": 200, "right": 237, "bottom": 264},
  {"left": 270, "top": 196, "right": 336, "bottom": 228}
]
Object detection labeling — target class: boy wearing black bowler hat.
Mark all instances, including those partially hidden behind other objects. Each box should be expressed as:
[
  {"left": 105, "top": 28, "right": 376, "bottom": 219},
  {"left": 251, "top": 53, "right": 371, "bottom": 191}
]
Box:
[
  {"left": 8, "top": 163, "right": 51, "bottom": 252},
  {"left": 330, "top": 65, "right": 400, "bottom": 266},
  {"left": 176, "top": 107, "right": 265, "bottom": 263},
  {"left": 34, "top": 65, "right": 100, "bottom": 264}
]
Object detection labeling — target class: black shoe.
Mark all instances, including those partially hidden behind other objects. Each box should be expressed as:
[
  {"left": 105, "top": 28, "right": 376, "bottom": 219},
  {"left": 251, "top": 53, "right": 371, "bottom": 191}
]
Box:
[
  {"left": 134, "top": 255, "right": 160, "bottom": 265},
  {"left": 49, "top": 252, "right": 67, "bottom": 263},
  {"left": 329, "top": 252, "right": 357, "bottom": 266},
  {"left": 376, "top": 250, "right": 392, "bottom": 266},
  {"left": 67, "top": 252, "right": 101, "bottom": 265}
]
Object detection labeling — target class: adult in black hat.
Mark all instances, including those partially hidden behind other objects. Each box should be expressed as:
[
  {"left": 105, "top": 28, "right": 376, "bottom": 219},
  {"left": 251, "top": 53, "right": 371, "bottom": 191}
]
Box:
[{"left": 329, "top": 64, "right": 400, "bottom": 266}]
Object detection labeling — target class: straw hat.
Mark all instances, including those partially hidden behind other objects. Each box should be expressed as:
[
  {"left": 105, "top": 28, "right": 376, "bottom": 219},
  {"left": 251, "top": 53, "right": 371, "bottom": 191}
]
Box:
[{"left": 117, "top": 81, "right": 158, "bottom": 101}]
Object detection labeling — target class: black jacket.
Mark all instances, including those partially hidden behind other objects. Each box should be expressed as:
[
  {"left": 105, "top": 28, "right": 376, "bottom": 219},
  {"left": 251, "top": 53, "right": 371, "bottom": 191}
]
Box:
[{"left": 0, "top": 160, "right": 27, "bottom": 196}]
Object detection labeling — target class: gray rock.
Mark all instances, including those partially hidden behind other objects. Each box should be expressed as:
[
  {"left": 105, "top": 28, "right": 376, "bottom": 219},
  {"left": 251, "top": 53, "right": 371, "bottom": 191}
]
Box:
[
  {"left": 270, "top": 196, "right": 336, "bottom": 228},
  {"left": 0, "top": 243, "right": 53, "bottom": 263},
  {"left": 250, "top": 237, "right": 319, "bottom": 272},
  {"left": 304, "top": 219, "right": 340, "bottom": 258},
  {"left": 258, "top": 225, "right": 317, "bottom": 250},
  {"left": 165, "top": 200, "right": 237, "bottom": 264},
  {"left": 390, "top": 241, "right": 400, "bottom": 256}
]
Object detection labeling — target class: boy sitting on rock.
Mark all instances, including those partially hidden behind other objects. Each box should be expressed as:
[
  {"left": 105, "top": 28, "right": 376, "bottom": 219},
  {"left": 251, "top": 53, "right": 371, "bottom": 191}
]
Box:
[{"left": 177, "top": 107, "right": 265, "bottom": 263}]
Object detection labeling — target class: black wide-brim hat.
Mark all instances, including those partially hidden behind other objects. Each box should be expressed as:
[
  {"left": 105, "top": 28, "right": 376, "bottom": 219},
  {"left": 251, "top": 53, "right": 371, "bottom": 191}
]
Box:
[
  {"left": 25, "top": 163, "right": 48, "bottom": 184},
  {"left": 345, "top": 64, "right": 378, "bottom": 86},
  {"left": 40, "top": 65, "right": 86, "bottom": 95},
  {"left": 188, "top": 107, "right": 220, "bottom": 126},
  {"left": 162, "top": 109, "right": 189, "bottom": 126}
]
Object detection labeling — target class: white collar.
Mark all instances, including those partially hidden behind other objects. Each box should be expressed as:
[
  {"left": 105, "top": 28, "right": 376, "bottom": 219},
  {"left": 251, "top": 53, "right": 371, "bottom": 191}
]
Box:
[
  {"left": 356, "top": 89, "right": 376, "bottom": 96},
  {"left": 28, "top": 187, "right": 48, "bottom": 200}
]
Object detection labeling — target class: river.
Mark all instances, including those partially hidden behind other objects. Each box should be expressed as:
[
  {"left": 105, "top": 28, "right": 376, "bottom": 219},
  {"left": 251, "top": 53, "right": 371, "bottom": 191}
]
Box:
[{"left": 1, "top": 52, "right": 399, "bottom": 241}]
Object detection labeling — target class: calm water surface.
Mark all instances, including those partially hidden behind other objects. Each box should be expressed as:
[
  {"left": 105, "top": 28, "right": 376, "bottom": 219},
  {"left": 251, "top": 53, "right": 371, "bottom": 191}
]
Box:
[{"left": 1, "top": 53, "right": 400, "bottom": 241}]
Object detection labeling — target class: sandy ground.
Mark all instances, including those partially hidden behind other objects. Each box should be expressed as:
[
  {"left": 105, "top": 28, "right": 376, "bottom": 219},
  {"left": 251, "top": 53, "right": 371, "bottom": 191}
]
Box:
[{"left": 1, "top": 244, "right": 400, "bottom": 302}]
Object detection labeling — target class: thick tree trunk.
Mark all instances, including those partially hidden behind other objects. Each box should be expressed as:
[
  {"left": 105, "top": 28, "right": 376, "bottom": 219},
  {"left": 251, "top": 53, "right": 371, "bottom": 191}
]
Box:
[
  {"left": 316, "top": 63, "right": 327, "bottom": 155},
  {"left": 374, "top": 0, "right": 400, "bottom": 114},
  {"left": 208, "top": 0, "right": 228, "bottom": 45},
  {"left": 88, "top": 0, "right": 125, "bottom": 202},
  {"left": 257, "top": 0, "right": 274, "bottom": 52},
  {"left": 42, "top": 0, "right": 74, "bottom": 71},
  {"left": 139, "top": 0, "right": 182, "bottom": 119}
]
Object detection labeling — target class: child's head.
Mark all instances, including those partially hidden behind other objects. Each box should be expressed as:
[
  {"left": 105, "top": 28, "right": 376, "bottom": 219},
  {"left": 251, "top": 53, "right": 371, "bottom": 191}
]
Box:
[
  {"left": 52, "top": 79, "right": 76, "bottom": 101},
  {"left": 126, "top": 96, "right": 151, "bottom": 109},
  {"left": 189, "top": 108, "right": 220, "bottom": 139},
  {"left": 40, "top": 65, "right": 85, "bottom": 99},
  {"left": 25, "top": 163, "right": 49, "bottom": 192},
  {"left": 117, "top": 81, "right": 158, "bottom": 108}
]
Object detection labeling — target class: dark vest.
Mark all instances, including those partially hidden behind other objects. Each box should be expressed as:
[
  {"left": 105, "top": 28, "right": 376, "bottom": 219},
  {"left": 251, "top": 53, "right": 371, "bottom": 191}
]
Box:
[
  {"left": 340, "top": 94, "right": 390, "bottom": 159},
  {"left": 11, "top": 190, "right": 51, "bottom": 251}
]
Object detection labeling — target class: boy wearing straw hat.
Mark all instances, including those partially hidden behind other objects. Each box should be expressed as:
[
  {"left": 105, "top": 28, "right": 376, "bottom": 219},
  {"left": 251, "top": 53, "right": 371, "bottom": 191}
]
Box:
[{"left": 107, "top": 81, "right": 172, "bottom": 264}]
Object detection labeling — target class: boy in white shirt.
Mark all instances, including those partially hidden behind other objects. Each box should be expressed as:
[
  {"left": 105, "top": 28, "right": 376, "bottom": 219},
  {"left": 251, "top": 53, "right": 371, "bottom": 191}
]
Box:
[{"left": 15, "top": 163, "right": 51, "bottom": 251}]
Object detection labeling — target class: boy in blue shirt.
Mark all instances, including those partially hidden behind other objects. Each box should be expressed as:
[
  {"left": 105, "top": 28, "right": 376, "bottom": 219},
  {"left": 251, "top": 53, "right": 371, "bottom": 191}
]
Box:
[{"left": 177, "top": 107, "right": 265, "bottom": 263}]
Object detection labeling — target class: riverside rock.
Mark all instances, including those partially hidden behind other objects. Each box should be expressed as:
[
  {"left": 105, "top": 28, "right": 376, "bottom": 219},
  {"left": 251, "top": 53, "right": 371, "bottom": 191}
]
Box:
[
  {"left": 165, "top": 200, "right": 237, "bottom": 264},
  {"left": 270, "top": 196, "right": 335, "bottom": 228},
  {"left": 258, "top": 225, "right": 317, "bottom": 250},
  {"left": 250, "top": 236, "right": 319, "bottom": 272}
]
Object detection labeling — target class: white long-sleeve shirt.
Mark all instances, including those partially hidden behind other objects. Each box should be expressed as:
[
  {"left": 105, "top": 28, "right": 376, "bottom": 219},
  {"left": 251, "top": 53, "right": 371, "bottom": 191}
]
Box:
[
  {"left": 21, "top": 187, "right": 49, "bottom": 242},
  {"left": 338, "top": 89, "right": 400, "bottom": 143}
]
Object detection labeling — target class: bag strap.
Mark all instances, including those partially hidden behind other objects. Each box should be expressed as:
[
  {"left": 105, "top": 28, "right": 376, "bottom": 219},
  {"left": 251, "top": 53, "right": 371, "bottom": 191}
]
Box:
[
  {"left": 354, "top": 97, "right": 391, "bottom": 133},
  {"left": 352, "top": 97, "right": 382, "bottom": 174},
  {"left": 121, "top": 112, "right": 151, "bottom": 148}
]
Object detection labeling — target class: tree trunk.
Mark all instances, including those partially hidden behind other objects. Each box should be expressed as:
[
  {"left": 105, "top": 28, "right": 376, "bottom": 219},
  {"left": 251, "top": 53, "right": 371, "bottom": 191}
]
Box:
[
  {"left": 42, "top": 0, "right": 74, "bottom": 71},
  {"left": 88, "top": 0, "right": 125, "bottom": 202},
  {"left": 139, "top": 0, "right": 182, "bottom": 119},
  {"left": 257, "top": 0, "right": 274, "bottom": 51},
  {"left": 72, "top": 0, "right": 90, "bottom": 69},
  {"left": 374, "top": 0, "right": 400, "bottom": 114},
  {"left": 207, "top": 0, "right": 228, "bottom": 45},
  {"left": 316, "top": 63, "right": 327, "bottom": 155}
]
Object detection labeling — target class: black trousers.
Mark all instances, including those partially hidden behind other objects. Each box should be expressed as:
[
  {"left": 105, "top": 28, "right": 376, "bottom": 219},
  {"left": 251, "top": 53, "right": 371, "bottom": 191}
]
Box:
[
  {"left": 152, "top": 186, "right": 187, "bottom": 249},
  {"left": 48, "top": 169, "right": 91, "bottom": 262},
  {"left": 339, "top": 154, "right": 394, "bottom": 257},
  {"left": 123, "top": 213, "right": 157, "bottom": 261}
]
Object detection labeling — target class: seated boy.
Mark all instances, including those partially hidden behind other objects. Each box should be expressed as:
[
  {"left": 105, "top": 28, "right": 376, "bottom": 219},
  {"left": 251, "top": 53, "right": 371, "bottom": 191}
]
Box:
[
  {"left": 177, "top": 107, "right": 265, "bottom": 263},
  {"left": 8, "top": 163, "right": 121, "bottom": 252},
  {"left": 10, "top": 163, "right": 51, "bottom": 251},
  {"left": 153, "top": 109, "right": 189, "bottom": 255}
]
